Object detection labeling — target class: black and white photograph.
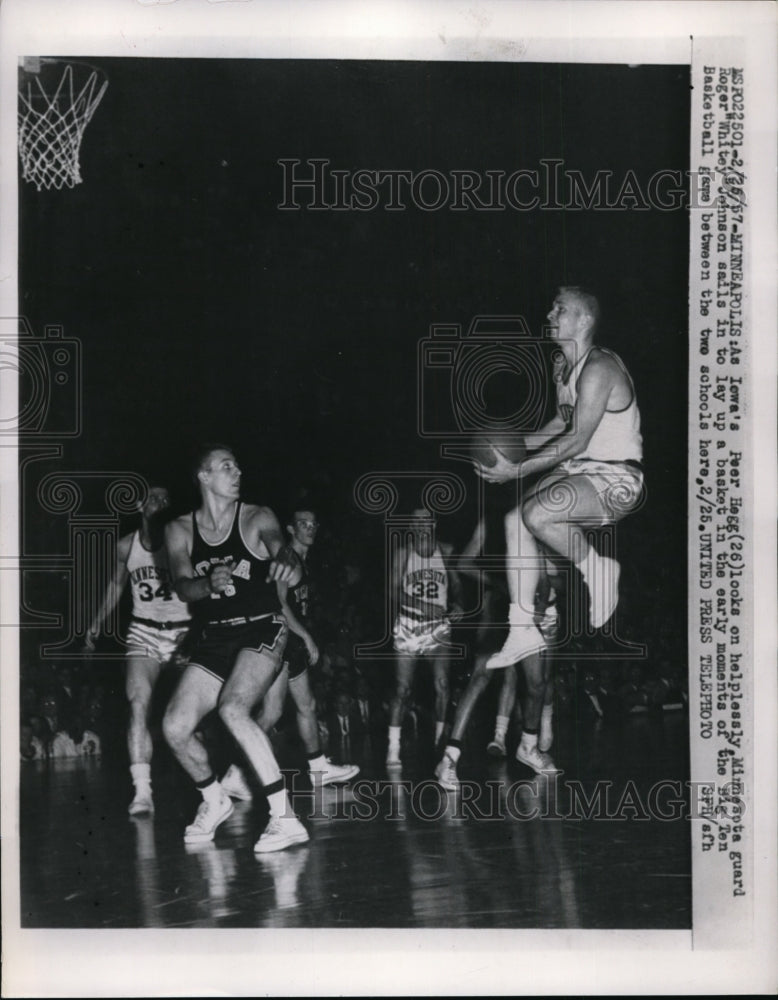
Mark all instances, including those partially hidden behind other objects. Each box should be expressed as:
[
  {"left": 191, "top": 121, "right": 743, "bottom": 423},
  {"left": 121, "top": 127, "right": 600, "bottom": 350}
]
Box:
[{"left": 1, "top": 2, "right": 775, "bottom": 996}]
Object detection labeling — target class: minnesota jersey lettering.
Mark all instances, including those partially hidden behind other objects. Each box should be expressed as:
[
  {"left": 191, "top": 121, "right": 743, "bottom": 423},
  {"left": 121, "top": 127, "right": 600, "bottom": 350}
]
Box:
[
  {"left": 399, "top": 547, "right": 449, "bottom": 624},
  {"left": 393, "top": 543, "right": 452, "bottom": 654},
  {"left": 126, "top": 532, "right": 190, "bottom": 623}
]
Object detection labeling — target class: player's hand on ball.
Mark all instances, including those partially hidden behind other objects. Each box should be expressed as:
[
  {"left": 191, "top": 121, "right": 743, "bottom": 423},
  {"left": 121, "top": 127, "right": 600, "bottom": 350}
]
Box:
[
  {"left": 209, "top": 563, "right": 234, "bottom": 593},
  {"left": 474, "top": 447, "right": 523, "bottom": 483}
]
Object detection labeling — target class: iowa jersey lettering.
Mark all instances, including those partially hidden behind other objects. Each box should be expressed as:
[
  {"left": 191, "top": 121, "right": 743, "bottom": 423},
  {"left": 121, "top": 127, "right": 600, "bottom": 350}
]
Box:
[
  {"left": 291, "top": 582, "right": 309, "bottom": 619},
  {"left": 194, "top": 555, "right": 253, "bottom": 599}
]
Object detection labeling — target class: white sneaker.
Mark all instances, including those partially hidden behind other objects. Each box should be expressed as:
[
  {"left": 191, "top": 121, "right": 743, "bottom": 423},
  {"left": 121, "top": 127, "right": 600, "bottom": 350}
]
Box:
[
  {"left": 486, "top": 735, "right": 507, "bottom": 758},
  {"left": 434, "top": 752, "right": 460, "bottom": 791},
  {"left": 254, "top": 815, "right": 310, "bottom": 854},
  {"left": 311, "top": 759, "right": 360, "bottom": 787},
  {"left": 386, "top": 745, "right": 401, "bottom": 767},
  {"left": 221, "top": 764, "right": 253, "bottom": 802},
  {"left": 128, "top": 786, "right": 154, "bottom": 816},
  {"left": 183, "top": 793, "right": 234, "bottom": 842},
  {"left": 539, "top": 715, "right": 554, "bottom": 753},
  {"left": 486, "top": 624, "right": 546, "bottom": 669},
  {"left": 516, "top": 743, "right": 558, "bottom": 775}
]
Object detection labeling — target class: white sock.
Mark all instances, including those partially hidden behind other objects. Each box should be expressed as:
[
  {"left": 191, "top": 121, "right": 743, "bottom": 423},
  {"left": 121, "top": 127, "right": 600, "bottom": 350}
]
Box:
[
  {"left": 266, "top": 787, "right": 293, "bottom": 819},
  {"left": 130, "top": 763, "right": 151, "bottom": 789},
  {"left": 508, "top": 602, "right": 528, "bottom": 625},
  {"left": 201, "top": 779, "right": 223, "bottom": 807},
  {"left": 435, "top": 720, "right": 445, "bottom": 743},
  {"left": 520, "top": 731, "right": 538, "bottom": 752},
  {"left": 445, "top": 744, "right": 461, "bottom": 763},
  {"left": 307, "top": 754, "right": 327, "bottom": 771},
  {"left": 388, "top": 725, "right": 401, "bottom": 749},
  {"left": 494, "top": 715, "right": 509, "bottom": 741},
  {"left": 577, "top": 547, "right": 620, "bottom": 627},
  {"left": 577, "top": 545, "right": 599, "bottom": 586}
]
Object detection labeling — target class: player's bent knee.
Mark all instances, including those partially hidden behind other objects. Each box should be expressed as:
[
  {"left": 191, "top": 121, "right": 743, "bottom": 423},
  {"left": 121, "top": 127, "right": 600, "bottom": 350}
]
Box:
[
  {"left": 127, "top": 679, "right": 152, "bottom": 706},
  {"left": 522, "top": 499, "right": 544, "bottom": 534},
  {"left": 297, "top": 696, "right": 316, "bottom": 718},
  {"left": 217, "top": 699, "right": 251, "bottom": 732},
  {"left": 162, "top": 710, "right": 187, "bottom": 751}
]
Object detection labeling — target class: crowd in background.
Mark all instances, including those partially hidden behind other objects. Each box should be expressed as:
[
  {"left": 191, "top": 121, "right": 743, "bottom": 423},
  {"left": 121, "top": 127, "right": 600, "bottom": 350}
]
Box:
[{"left": 19, "top": 502, "right": 688, "bottom": 767}]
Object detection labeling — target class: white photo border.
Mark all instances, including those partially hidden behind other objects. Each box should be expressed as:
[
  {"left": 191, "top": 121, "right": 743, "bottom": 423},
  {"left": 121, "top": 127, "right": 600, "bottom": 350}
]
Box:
[{"left": 1, "top": 1, "right": 776, "bottom": 996}]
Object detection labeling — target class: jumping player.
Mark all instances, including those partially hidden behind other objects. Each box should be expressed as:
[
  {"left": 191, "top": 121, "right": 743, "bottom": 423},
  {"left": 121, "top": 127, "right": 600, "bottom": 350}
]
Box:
[
  {"left": 221, "top": 507, "right": 359, "bottom": 798},
  {"left": 386, "top": 508, "right": 463, "bottom": 767},
  {"left": 162, "top": 445, "right": 308, "bottom": 854},
  {"left": 476, "top": 286, "right": 644, "bottom": 670},
  {"left": 84, "top": 485, "right": 191, "bottom": 816}
]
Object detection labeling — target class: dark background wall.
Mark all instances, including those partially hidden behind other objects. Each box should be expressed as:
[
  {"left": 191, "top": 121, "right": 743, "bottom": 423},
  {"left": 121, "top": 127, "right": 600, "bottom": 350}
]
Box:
[{"left": 19, "top": 58, "right": 689, "bottom": 662}]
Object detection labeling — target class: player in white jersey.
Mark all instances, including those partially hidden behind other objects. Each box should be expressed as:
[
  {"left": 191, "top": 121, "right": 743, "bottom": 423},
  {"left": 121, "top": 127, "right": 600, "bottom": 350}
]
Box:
[
  {"left": 85, "top": 486, "right": 191, "bottom": 814},
  {"left": 386, "top": 509, "right": 463, "bottom": 767},
  {"left": 475, "top": 287, "right": 644, "bottom": 773}
]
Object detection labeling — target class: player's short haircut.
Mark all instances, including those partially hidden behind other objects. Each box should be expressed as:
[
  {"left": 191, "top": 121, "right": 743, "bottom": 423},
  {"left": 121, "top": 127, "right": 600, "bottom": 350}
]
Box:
[
  {"left": 559, "top": 286, "right": 601, "bottom": 330},
  {"left": 191, "top": 442, "right": 236, "bottom": 483},
  {"left": 136, "top": 478, "right": 169, "bottom": 507},
  {"left": 289, "top": 507, "right": 318, "bottom": 525},
  {"left": 144, "top": 483, "right": 170, "bottom": 499}
]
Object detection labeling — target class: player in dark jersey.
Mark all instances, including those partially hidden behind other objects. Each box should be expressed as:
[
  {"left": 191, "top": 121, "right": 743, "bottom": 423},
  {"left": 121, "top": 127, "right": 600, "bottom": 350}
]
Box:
[
  {"left": 162, "top": 445, "right": 308, "bottom": 854},
  {"left": 84, "top": 485, "right": 191, "bottom": 815},
  {"left": 220, "top": 507, "right": 359, "bottom": 799}
]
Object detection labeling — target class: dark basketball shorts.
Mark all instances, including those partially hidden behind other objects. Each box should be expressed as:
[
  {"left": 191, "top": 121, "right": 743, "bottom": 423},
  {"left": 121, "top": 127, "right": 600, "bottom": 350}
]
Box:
[
  {"left": 284, "top": 634, "right": 310, "bottom": 680},
  {"left": 189, "top": 613, "right": 288, "bottom": 683}
]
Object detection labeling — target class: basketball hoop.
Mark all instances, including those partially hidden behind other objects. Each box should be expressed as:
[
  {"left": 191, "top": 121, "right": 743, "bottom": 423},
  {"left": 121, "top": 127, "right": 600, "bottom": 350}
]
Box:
[{"left": 18, "top": 58, "right": 108, "bottom": 191}]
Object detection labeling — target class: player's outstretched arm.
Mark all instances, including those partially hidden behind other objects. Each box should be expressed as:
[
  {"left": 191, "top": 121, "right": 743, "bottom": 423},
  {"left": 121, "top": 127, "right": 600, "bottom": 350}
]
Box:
[
  {"left": 253, "top": 506, "right": 303, "bottom": 587},
  {"left": 83, "top": 533, "right": 132, "bottom": 649}
]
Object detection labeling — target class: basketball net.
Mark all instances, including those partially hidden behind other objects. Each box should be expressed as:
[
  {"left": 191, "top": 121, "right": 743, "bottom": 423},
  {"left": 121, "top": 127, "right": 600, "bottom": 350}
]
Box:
[{"left": 18, "top": 60, "right": 108, "bottom": 191}]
